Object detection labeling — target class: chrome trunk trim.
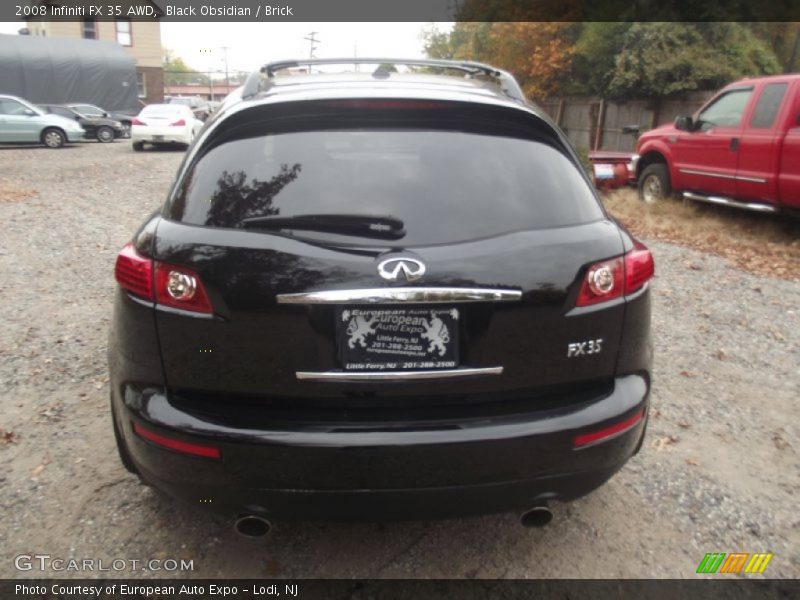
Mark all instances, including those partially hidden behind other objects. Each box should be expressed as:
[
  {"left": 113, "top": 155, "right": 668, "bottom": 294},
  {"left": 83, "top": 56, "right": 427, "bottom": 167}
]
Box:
[
  {"left": 296, "top": 366, "right": 504, "bottom": 382},
  {"left": 277, "top": 287, "right": 523, "bottom": 305}
]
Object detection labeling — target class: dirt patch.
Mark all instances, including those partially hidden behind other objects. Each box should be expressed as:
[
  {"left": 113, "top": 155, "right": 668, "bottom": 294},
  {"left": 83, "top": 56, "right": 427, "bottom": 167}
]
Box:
[
  {"left": 0, "top": 180, "right": 37, "bottom": 204},
  {"left": 602, "top": 188, "right": 800, "bottom": 281}
]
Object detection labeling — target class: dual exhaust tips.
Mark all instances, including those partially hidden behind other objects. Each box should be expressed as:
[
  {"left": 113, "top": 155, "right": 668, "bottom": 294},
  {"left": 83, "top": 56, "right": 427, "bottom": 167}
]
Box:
[{"left": 233, "top": 504, "right": 553, "bottom": 537}]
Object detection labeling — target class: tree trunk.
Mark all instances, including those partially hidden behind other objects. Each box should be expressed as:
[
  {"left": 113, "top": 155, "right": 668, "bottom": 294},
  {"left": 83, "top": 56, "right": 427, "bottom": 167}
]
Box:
[{"left": 786, "top": 30, "right": 800, "bottom": 74}]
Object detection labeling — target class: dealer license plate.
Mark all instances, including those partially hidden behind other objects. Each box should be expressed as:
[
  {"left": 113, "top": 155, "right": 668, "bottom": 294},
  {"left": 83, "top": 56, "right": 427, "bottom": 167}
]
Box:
[{"left": 336, "top": 306, "right": 460, "bottom": 371}]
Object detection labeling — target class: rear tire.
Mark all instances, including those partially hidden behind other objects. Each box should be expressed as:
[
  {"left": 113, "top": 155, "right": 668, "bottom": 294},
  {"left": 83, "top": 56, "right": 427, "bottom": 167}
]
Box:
[
  {"left": 96, "top": 126, "right": 114, "bottom": 143},
  {"left": 132, "top": 141, "right": 144, "bottom": 152},
  {"left": 41, "top": 128, "right": 65, "bottom": 149},
  {"left": 638, "top": 163, "right": 672, "bottom": 204}
]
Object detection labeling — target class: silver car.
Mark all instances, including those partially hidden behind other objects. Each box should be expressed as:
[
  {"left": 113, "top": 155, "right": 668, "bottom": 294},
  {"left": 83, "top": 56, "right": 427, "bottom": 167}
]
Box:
[{"left": 0, "top": 94, "right": 85, "bottom": 148}]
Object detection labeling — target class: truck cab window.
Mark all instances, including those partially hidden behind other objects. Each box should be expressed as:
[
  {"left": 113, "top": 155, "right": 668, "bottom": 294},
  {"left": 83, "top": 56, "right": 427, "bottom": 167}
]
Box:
[{"left": 697, "top": 89, "right": 753, "bottom": 129}]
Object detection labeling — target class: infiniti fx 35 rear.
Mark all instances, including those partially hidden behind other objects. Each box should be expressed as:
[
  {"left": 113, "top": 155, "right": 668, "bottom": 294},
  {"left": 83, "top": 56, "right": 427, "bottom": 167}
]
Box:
[{"left": 109, "top": 61, "right": 654, "bottom": 523}]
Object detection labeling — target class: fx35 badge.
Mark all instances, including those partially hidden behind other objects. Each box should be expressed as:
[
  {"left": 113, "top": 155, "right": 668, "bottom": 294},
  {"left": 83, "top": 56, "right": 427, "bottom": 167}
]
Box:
[{"left": 567, "top": 339, "right": 603, "bottom": 357}]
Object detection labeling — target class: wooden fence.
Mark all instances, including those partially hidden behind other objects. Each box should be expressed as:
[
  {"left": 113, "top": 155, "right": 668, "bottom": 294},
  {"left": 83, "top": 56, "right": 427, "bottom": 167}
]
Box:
[{"left": 539, "top": 92, "right": 715, "bottom": 152}]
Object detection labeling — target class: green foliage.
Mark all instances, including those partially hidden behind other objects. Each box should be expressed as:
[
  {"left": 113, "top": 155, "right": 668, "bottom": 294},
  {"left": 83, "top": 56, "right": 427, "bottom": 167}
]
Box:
[
  {"left": 163, "top": 50, "right": 203, "bottom": 86},
  {"left": 566, "top": 23, "right": 631, "bottom": 96},
  {"left": 605, "top": 23, "right": 781, "bottom": 101}
]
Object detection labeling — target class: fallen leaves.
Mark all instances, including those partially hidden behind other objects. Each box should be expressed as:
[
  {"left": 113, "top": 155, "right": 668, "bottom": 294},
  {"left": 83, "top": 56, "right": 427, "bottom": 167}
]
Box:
[
  {"left": 653, "top": 435, "right": 679, "bottom": 451},
  {"left": 773, "top": 430, "right": 789, "bottom": 451},
  {"left": 0, "top": 180, "right": 37, "bottom": 203},
  {"left": 0, "top": 428, "right": 17, "bottom": 444},
  {"left": 601, "top": 189, "right": 800, "bottom": 282},
  {"left": 680, "top": 370, "right": 698, "bottom": 378},
  {"left": 31, "top": 456, "right": 50, "bottom": 477}
]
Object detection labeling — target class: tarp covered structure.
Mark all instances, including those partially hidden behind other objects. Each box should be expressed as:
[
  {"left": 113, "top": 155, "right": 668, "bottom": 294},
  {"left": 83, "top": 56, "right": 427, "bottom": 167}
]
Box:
[{"left": 0, "top": 34, "right": 139, "bottom": 112}]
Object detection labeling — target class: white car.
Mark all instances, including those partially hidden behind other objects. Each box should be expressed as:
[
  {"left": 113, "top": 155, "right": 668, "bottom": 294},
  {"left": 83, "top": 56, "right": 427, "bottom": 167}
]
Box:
[{"left": 130, "top": 104, "right": 203, "bottom": 151}]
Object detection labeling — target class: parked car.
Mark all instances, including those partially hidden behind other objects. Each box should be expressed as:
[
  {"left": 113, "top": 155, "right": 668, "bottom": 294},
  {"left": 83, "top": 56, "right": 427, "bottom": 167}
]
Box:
[
  {"left": 39, "top": 104, "right": 124, "bottom": 143},
  {"left": 166, "top": 95, "right": 210, "bottom": 121},
  {"left": 636, "top": 74, "right": 800, "bottom": 213},
  {"left": 0, "top": 94, "right": 84, "bottom": 148},
  {"left": 110, "top": 59, "right": 654, "bottom": 532},
  {"left": 65, "top": 103, "right": 136, "bottom": 138},
  {"left": 130, "top": 104, "right": 203, "bottom": 151}
]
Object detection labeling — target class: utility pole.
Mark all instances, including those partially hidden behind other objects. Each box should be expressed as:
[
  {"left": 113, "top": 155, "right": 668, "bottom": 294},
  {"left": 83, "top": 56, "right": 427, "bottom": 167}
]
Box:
[
  {"left": 304, "top": 31, "right": 319, "bottom": 71},
  {"left": 220, "top": 46, "right": 230, "bottom": 94}
]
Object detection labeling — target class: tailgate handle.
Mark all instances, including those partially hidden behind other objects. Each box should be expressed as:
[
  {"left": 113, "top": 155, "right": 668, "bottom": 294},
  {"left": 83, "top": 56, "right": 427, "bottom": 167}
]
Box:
[{"left": 277, "top": 287, "right": 522, "bottom": 305}]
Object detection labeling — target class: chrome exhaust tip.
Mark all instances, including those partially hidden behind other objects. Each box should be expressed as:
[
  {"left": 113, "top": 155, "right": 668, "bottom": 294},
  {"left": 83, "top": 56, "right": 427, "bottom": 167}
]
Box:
[
  {"left": 234, "top": 515, "right": 272, "bottom": 538},
  {"left": 520, "top": 504, "right": 553, "bottom": 528}
]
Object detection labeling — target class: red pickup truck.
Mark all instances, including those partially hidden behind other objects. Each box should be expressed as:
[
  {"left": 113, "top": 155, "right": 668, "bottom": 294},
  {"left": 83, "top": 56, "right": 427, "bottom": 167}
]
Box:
[{"left": 634, "top": 74, "right": 800, "bottom": 214}]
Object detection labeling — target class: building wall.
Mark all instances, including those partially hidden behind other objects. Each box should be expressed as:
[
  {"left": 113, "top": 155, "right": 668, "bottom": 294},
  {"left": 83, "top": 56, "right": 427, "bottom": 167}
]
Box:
[{"left": 27, "top": 21, "right": 161, "bottom": 68}]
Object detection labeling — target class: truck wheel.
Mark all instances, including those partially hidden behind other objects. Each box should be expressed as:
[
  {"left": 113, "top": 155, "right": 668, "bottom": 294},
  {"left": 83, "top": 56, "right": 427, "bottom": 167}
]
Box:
[
  {"left": 638, "top": 163, "right": 671, "bottom": 204},
  {"left": 41, "top": 128, "right": 65, "bottom": 149},
  {"left": 132, "top": 141, "right": 144, "bottom": 152}
]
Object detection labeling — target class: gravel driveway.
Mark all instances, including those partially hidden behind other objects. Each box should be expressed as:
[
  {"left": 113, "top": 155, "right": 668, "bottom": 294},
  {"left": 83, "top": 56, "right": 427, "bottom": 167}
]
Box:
[{"left": 0, "top": 142, "right": 797, "bottom": 579}]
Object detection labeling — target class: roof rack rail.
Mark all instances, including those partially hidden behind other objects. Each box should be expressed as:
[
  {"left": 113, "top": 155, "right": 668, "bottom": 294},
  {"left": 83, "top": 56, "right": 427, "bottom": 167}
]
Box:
[{"left": 240, "top": 58, "right": 526, "bottom": 104}]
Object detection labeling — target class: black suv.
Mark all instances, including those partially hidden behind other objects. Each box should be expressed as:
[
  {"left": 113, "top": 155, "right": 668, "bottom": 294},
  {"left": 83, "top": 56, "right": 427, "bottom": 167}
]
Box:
[{"left": 110, "top": 59, "right": 654, "bottom": 534}]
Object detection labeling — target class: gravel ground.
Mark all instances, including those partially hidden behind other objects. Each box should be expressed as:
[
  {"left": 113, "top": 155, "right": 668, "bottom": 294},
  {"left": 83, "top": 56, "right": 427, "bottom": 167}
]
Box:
[{"left": 0, "top": 142, "right": 797, "bottom": 579}]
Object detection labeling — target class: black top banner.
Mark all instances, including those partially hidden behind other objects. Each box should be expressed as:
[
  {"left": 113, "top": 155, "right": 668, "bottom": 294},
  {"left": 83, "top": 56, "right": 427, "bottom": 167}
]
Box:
[{"left": 4, "top": 0, "right": 800, "bottom": 22}]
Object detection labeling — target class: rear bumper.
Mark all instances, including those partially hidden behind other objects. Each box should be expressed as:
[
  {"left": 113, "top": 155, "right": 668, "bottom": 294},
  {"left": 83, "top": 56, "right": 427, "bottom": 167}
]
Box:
[
  {"left": 112, "top": 373, "right": 650, "bottom": 521},
  {"left": 131, "top": 127, "right": 190, "bottom": 145}
]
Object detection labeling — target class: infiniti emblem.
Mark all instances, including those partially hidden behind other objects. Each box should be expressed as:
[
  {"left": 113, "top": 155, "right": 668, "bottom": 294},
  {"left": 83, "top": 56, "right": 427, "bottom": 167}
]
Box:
[{"left": 377, "top": 258, "right": 426, "bottom": 282}]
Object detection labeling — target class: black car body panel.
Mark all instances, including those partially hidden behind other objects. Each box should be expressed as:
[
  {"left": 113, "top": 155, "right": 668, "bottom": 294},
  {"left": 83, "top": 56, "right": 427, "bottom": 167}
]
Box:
[{"left": 109, "top": 65, "right": 653, "bottom": 522}]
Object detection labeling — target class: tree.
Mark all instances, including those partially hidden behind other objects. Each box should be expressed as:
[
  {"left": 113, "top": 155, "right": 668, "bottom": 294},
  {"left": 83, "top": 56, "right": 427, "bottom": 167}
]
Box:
[
  {"left": 422, "top": 22, "right": 576, "bottom": 100},
  {"left": 163, "top": 50, "right": 203, "bottom": 86},
  {"left": 606, "top": 23, "right": 781, "bottom": 101}
]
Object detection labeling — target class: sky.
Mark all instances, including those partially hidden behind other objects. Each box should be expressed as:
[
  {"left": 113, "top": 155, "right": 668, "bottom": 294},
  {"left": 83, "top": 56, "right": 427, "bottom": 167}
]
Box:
[{"left": 0, "top": 22, "right": 453, "bottom": 74}]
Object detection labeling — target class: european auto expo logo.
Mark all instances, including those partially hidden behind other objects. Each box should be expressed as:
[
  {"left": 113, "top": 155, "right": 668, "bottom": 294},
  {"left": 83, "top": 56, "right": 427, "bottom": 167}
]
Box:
[{"left": 696, "top": 552, "right": 773, "bottom": 574}]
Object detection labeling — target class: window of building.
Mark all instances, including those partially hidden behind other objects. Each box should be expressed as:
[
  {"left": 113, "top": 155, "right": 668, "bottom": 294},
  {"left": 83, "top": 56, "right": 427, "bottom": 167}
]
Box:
[
  {"left": 82, "top": 18, "right": 97, "bottom": 40},
  {"left": 116, "top": 19, "right": 132, "bottom": 46},
  {"left": 137, "top": 72, "right": 147, "bottom": 99}
]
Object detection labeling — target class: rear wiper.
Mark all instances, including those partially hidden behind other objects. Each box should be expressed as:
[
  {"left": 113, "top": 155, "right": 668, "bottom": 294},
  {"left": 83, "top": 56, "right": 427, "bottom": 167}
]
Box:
[{"left": 240, "top": 214, "right": 406, "bottom": 240}]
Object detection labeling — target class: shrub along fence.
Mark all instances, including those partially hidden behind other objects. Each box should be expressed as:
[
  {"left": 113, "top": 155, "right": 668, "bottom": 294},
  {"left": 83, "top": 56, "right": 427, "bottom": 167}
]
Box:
[{"left": 540, "top": 92, "right": 715, "bottom": 152}]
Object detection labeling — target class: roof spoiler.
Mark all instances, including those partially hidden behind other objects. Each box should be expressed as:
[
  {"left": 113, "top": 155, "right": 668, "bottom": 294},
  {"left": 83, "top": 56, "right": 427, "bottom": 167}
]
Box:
[{"left": 240, "top": 58, "right": 527, "bottom": 104}]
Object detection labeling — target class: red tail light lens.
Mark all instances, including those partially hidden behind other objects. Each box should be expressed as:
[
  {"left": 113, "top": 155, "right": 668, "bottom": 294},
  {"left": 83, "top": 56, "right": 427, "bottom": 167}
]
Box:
[
  {"left": 573, "top": 409, "right": 645, "bottom": 449},
  {"left": 114, "top": 243, "right": 153, "bottom": 299},
  {"left": 169, "top": 119, "right": 186, "bottom": 127},
  {"left": 154, "top": 262, "right": 213, "bottom": 314},
  {"left": 576, "top": 241, "right": 654, "bottom": 307},
  {"left": 133, "top": 422, "right": 221, "bottom": 459},
  {"left": 131, "top": 117, "right": 144, "bottom": 125},
  {"left": 624, "top": 241, "right": 655, "bottom": 294},
  {"left": 576, "top": 257, "right": 624, "bottom": 307}
]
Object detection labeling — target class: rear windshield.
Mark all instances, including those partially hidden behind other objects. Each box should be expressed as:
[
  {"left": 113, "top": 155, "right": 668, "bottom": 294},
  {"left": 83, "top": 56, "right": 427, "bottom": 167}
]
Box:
[{"left": 168, "top": 118, "right": 602, "bottom": 245}]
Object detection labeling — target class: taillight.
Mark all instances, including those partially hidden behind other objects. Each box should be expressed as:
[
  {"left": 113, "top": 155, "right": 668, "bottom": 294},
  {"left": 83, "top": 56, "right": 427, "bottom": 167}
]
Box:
[
  {"left": 131, "top": 117, "right": 144, "bottom": 125},
  {"left": 576, "top": 257, "right": 624, "bottom": 307},
  {"left": 154, "top": 262, "right": 212, "bottom": 314},
  {"left": 114, "top": 243, "right": 153, "bottom": 299},
  {"left": 169, "top": 119, "right": 186, "bottom": 127},
  {"left": 114, "top": 244, "right": 212, "bottom": 314},
  {"left": 624, "top": 241, "right": 655, "bottom": 294},
  {"left": 576, "top": 241, "right": 654, "bottom": 307},
  {"left": 133, "top": 422, "right": 221, "bottom": 459}
]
